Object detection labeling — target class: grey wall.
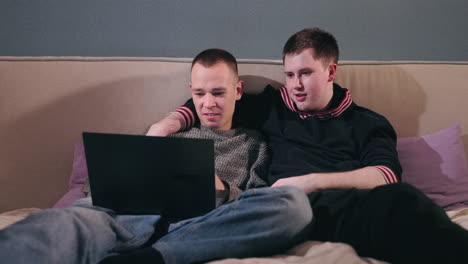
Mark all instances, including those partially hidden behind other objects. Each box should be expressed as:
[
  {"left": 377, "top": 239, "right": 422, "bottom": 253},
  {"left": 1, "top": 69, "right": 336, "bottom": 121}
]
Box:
[{"left": 1, "top": 0, "right": 467, "bottom": 61}]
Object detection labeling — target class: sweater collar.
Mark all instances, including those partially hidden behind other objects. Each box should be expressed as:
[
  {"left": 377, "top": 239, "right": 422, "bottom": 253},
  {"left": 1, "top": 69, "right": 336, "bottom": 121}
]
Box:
[
  {"left": 199, "top": 125, "right": 240, "bottom": 138},
  {"left": 279, "top": 83, "right": 353, "bottom": 120}
]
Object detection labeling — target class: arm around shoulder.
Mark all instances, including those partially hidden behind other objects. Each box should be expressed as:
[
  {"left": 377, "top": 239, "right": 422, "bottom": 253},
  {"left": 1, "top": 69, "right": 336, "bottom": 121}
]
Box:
[{"left": 146, "top": 101, "right": 197, "bottom": 136}]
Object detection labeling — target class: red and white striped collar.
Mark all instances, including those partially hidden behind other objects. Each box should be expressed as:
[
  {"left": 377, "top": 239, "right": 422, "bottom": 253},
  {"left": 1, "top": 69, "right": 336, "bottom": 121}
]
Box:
[{"left": 279, "top": 85, "right": 353, "bottom": 120}]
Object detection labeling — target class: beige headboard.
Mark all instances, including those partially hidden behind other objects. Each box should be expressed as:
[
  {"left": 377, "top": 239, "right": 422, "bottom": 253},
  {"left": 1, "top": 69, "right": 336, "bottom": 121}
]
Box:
[{"left": 1, "top": 57, "right": 467, "bottom": 212}]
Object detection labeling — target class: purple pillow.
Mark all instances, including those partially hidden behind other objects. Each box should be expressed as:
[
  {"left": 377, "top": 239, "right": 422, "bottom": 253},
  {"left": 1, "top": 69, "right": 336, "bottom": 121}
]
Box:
[
  {"left": 68, "top": 142, "right": 88, "bottom": 189},
  {"left": 397, "top": 124, "right": 468, "bottom": 210},
  {"left": 52, "top": 142, "right": 88, "bottom": 208}
]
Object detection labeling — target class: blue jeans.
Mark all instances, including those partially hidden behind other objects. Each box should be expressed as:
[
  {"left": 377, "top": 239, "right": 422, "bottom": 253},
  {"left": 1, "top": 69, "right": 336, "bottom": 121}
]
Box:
[{"left": 0, "top": 186, "right": 311, "bottom": 264}]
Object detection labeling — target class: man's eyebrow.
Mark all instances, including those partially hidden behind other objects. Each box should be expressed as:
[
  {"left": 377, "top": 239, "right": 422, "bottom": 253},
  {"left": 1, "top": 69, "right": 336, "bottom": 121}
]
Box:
[
  {"left": 211, "top": 87, "right": 227, "bottom": 91},
  {"left": 284, "top": 67, "right": 313, "bottom": 74},
  {"left": 191, "top": 87, "right": 227, "bottom": 92}
]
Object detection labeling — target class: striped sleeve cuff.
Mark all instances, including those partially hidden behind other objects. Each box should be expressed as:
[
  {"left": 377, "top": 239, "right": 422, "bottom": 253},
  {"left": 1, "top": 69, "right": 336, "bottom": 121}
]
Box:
[
  {"left": 374, "top": 165, "right": 399, "bottom": 184},
  {"left": 171, "top": 106, "right": 195, "bottom": 130}
]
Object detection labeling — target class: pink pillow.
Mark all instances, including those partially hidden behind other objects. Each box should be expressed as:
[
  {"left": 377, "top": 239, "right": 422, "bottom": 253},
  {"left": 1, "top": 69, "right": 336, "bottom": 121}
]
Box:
[
  {"left": 397, "top": 124, "right": 468, "bottom": 210},
  {"left": 68, "top": 142, "right": 88, "bottom": 189},
  {"left": 52, "top": 142, "right": 88, "bottom": 208}
]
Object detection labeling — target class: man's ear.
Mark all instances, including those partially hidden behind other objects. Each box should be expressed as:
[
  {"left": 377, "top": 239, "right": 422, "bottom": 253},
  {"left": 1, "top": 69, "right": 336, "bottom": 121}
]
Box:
[
  {"left": 236, "top": 80, "right": 244, "bottom": 100},
  {"left": 328, "top": 64, "right": 337, "bottom": 82},
  {"left": 189, "top": 82, "right": 192, "bottom": 90}
]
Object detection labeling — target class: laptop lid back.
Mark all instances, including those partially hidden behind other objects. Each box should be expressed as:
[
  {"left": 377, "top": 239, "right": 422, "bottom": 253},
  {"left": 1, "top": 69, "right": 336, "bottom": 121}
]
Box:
[{"left": 82, "top": 132, "right": 215, "bottom": 221}]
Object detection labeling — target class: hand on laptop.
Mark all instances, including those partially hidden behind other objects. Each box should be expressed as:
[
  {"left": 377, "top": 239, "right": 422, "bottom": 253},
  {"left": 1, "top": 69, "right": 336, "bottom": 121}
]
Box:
[{"left": 215, "top": 174, "right": 227, "bottom": 191}]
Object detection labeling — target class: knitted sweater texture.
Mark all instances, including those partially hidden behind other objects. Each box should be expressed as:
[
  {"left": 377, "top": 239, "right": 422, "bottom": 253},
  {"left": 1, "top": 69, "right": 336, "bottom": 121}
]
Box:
[{"left": 171, "top": 125, "right": 269, "bottom": 205}]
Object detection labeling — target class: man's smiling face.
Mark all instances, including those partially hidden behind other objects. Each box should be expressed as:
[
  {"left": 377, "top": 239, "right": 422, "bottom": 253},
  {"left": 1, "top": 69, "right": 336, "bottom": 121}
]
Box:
[{"left": 190, "top": 61, "right": 242, "bottom": 130}]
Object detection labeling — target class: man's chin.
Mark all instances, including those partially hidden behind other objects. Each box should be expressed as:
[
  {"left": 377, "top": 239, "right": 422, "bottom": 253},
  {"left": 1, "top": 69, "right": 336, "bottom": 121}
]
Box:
[
  {"left": 201, "top": 121, "right": 220, "bottom": 130},
  {"left": 294, "top": 102, "right": 309, "bottom": 112}
]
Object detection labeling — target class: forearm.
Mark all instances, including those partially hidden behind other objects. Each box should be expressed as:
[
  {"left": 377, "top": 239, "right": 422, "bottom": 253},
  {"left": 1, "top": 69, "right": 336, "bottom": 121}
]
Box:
[
  {"left": 146, "top": 112, "right": 186, "bottom": 137},
  {"left": 273, "top": 166, "right": 388, "bottom": 194},
  {"left": 307, "top": 167, "right": 387, "bottom": 191}
]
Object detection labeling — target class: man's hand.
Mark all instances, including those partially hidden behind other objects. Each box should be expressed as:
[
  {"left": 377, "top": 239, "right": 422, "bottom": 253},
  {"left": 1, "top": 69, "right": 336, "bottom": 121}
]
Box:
[
  {"left": 215, "top": 174, "right": 227, "bottom": 191},
  {"left": 146, "top": 112, "right": 185, "bottom": 137}
]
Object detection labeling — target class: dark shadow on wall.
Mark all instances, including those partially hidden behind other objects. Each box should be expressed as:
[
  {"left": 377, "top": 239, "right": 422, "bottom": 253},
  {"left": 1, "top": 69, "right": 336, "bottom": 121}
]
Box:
[
  {"left": 335, "top": 65, "right": 427, "bottom": 138},
  {"left": 239, "top": 75, "right": 283, "bottom": 94}
]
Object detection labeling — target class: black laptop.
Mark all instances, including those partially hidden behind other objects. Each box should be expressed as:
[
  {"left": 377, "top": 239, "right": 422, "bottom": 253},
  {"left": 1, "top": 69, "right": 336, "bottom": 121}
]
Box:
[{"left": 82, "top": 132, "right": 215, "bottom": 222}]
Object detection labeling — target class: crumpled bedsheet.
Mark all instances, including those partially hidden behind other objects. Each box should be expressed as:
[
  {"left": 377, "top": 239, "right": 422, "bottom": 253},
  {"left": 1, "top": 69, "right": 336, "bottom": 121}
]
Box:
[{"left": 2, "top": 207, "right": 468, "bottom": 264}]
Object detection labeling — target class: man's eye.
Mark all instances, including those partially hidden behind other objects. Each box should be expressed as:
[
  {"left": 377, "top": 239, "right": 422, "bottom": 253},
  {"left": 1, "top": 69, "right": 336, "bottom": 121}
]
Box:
[
  {"left": 194, "top": 93, "right": 204, "bottom": 96},
  {"left": 213, "top": 93, "right": 225, "bottom": 96},
  {"left": 285, "top": 73, "right": 294, "bottom": 78},
  {"left": 301, "top": 71, "right": 312, "bottom": 76}
]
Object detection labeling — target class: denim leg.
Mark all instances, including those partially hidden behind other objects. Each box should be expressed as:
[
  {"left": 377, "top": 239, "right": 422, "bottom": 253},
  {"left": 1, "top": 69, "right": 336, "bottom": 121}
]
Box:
[
  {"left": 0, "top": 205, "right": 161, "bottom": 264},
  {"left": 154, "top": 186, "right": 312, "bottom": 264}
]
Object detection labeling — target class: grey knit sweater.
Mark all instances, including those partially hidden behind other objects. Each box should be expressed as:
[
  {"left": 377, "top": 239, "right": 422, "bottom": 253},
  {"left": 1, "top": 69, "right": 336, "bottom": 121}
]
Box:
[{"left": 170, "top": 125, "right": 269, "bottom": 205}]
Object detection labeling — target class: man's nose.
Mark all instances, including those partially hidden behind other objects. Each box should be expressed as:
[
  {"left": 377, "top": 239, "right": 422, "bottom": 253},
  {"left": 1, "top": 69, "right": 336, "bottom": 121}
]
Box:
[
  {"left": 204, "top": 94, "right": 216, "bottom": 108},
  {"left": 292, "top": 76, "right": 303, "bottom": 89}
]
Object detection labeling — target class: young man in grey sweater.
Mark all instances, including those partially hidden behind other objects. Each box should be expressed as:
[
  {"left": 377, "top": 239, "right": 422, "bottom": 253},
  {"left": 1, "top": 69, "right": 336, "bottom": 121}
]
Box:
[{"left": 0, "top": 49, "right": 312, "bottom": 264}]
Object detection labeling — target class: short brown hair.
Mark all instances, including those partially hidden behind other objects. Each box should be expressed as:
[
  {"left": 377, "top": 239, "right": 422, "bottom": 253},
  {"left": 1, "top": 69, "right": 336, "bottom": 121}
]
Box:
[
  {"left": 191, "top": 48, "right": 238, "bottom": 75},
  {"left": 282, "top": 27, "right": 339, "bottom": 64}
]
